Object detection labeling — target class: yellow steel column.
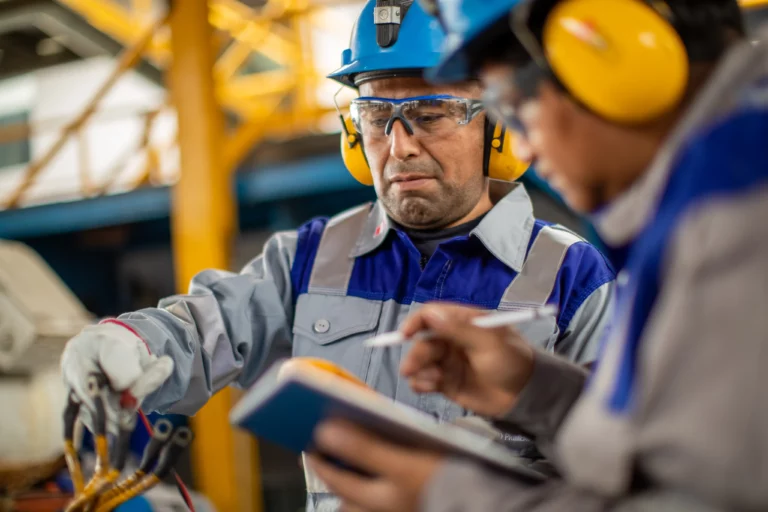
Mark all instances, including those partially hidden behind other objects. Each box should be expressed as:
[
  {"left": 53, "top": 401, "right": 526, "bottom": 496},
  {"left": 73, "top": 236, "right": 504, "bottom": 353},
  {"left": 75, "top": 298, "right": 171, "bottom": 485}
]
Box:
[{"left": 168, "top": 2, "right": 262, "bottom": 512}]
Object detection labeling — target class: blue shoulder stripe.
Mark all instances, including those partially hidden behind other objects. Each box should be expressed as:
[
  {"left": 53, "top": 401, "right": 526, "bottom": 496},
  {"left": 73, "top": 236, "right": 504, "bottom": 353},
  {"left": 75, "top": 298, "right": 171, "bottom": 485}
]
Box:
[
  {"left": 608, "top": 108, "right": 768, "bottom": 413},
  {"left": 549, "top": 240, "right": 615, "bottom": 334},
  {"left": 290, "top": 217, "right": 329, "bottom": 303}
]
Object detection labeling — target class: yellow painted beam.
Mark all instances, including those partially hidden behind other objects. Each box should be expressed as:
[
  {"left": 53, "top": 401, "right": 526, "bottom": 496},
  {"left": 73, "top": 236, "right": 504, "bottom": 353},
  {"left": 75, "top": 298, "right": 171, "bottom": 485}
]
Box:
[
  {"left": 56, "top": 0, "right": 169, "bottom": 62},
  {"left": 740, "top": 0, "right": 768, "bottom": 8},
  {"left": 223, "top": 101, "right": 284, "bottom": 172},
  {"left": 4, "top": 15, "right": 167, "bottom": 208},
  {"left": 167, "top": 2, "right": 261, "bottom": 512},
  {"left": 214, "top": 39, "right": 255, "bottom": 82},
  {"left": 220, "top": 69, "right": 296, "bottom": 100},
  {"left": 131, "top": 0, "right": 154, "bottom": 20},
  {"left": 210, "top": 0, "right": 298, "bottom": 64}
]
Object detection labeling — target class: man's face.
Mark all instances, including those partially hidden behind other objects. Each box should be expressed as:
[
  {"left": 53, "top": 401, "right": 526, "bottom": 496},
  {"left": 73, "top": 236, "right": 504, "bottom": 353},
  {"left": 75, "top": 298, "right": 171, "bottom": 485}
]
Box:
[
  {"left": 480, "top": 63, "right": 610, "bottom": 213},
  {"left": 356, "top": 77, "right": 487, "bottom": 229}
]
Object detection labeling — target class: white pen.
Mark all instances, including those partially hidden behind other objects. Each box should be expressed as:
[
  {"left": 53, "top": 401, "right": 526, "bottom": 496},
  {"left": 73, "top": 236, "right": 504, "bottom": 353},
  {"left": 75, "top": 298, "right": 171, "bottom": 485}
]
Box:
[{"left": 364, "top": 304, "right": 559, "bottom": 348}]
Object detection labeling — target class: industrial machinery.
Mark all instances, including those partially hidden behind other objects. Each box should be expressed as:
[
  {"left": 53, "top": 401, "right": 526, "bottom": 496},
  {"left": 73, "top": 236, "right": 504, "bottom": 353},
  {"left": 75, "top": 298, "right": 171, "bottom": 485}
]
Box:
[{"left": 0, "top": 240, "right": 93, "bottom": 507}]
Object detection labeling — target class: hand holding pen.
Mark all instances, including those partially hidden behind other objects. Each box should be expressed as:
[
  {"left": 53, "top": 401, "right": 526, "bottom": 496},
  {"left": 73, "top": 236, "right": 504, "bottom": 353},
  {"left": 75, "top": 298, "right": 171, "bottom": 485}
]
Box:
[{"left": 391, "top": 304, "right": 556, "bottom": 418}]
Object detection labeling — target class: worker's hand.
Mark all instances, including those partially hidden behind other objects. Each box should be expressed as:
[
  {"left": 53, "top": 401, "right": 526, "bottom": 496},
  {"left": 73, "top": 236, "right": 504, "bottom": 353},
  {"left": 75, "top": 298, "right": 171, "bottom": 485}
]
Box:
[
  {"left": 307, "top": 419, "right": 443, "bottom": 512},
  {"left": 400, "top": 304, "right": 535, "bottom": 418},
  {"left": 60, "top": 321, "right": 173, "bottom": 433}
]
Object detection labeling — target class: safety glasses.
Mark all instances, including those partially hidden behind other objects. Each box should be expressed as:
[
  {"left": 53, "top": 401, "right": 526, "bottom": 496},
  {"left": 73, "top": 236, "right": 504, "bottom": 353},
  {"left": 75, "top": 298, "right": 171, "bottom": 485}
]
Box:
[
  {"left": 481, "top": 62, "right": 549, "bottom": 135},
  {"left": 481, "top": 0, "right": 552, "bottom": 135},
  {"left": 350, "top": 94, "right": 484, "bottom": 139}
]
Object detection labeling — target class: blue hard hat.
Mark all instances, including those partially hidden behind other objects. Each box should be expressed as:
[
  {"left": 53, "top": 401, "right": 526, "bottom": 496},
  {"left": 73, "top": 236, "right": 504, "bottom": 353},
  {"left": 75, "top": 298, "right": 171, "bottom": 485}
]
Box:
[
  {"left": 426, "top": 0, "right": 523, "bottom": 83},
  {"left": 328, "top": 1, "right": 446, "bottom": 88}
]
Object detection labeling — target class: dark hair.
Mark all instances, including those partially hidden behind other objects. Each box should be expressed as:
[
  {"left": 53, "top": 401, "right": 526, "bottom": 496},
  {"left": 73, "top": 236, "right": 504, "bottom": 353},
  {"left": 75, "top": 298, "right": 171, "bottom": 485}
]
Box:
[{"left": 664, "top": 0, "right": 745, "bottom": 60}]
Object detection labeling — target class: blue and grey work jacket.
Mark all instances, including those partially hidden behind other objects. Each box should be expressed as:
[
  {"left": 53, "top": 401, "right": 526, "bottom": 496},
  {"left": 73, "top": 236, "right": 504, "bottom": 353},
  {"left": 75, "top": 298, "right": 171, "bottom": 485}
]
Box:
[
  {"left": 418, "top": 34, "right": 768, "bottom": 512},
  {"left": 118, "top": 182, "right": 615, "bottom": 512}
]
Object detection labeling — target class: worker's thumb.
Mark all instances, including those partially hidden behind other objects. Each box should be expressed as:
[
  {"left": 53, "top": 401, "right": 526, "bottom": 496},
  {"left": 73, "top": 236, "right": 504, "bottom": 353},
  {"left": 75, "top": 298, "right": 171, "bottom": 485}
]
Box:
[{"left": 129, "top": 355, "right": 174, "bottom": 400}]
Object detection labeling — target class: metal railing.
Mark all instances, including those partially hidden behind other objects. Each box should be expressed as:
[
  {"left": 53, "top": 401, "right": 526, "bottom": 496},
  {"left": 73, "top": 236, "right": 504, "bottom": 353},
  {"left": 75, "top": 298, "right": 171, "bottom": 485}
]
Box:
[
  {"left": 3, "top": 14, "right": 170, "bottom": 208},
  {"left": 1, "top": 0, "right": 355, "bottom": 209}
]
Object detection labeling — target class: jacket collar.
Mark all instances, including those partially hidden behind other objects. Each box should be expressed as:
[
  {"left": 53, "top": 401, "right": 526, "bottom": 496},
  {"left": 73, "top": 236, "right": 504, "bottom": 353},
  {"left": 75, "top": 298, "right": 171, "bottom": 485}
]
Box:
[
  {"left": 349, "top": 181, "right": 535, "bottom": 272},
  {"left": 592, "top": 42, "right": 750, "bottom": 247}
]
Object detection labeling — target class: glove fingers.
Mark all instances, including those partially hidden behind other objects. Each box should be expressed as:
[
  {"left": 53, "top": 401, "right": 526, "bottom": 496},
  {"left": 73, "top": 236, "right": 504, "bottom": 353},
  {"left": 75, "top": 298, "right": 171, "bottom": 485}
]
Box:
[
  {"left": 97, "top": 332, "right": 144, "bottom": 392},
  {"left": 61, "top": 345, "right": 101, "bottom": 413},
  {"left": 129, "top": 355, "right": 174, "bottom": 400}
]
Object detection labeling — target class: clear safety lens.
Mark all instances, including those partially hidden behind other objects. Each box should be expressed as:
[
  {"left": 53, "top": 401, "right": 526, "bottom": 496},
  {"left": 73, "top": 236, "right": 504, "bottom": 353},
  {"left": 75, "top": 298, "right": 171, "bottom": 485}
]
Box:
[
  {"left": 481, "top": 63, "right": 545, "bottom": 135},
  {"left": 350, "top": 95, "right": 483, "bottom": 139},
  {"left": 482, "top": 81, "right": 527, "bottom": 135}
]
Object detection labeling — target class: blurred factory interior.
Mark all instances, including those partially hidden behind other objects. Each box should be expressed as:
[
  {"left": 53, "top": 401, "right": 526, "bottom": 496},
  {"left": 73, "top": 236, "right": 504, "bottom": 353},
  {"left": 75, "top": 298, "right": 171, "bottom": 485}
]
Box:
[{"left": 0, "top": 0, "right": 766, "bottom": 511}]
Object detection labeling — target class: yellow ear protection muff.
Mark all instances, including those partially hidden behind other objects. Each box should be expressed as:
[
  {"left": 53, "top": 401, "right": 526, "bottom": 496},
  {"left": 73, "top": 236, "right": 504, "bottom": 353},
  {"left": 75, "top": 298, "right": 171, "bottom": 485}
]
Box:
[
  {"left": 514, "top": 0, "right": 690, "bottom": 124},
  {"left": 339, "top": 114, "right": 375, "bottom": 186},
  {"left": 483, "top": 118, "right": 530, "bottom": 181},
  {"left": 338, "top": 113, "right": 529, "bottom": 186}
]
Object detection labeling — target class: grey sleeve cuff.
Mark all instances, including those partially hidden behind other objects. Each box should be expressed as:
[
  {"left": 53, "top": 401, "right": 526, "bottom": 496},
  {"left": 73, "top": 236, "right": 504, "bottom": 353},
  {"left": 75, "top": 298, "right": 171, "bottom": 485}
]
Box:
[
  {"left": 421, "top": 457, "right": 613, "bottom": 512},
  {"left": 494, "top": 350, "right": 588, "bottom": 454},
  {"left": 421, "top": 458, "right": 534, "bottom": 512}
]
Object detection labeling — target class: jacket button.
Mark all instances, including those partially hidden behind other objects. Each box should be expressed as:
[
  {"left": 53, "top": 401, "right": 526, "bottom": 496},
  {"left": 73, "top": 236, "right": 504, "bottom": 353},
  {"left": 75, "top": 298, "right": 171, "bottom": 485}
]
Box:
[{"left": 313, "top": 319, "right": 330, "bottom": 334}]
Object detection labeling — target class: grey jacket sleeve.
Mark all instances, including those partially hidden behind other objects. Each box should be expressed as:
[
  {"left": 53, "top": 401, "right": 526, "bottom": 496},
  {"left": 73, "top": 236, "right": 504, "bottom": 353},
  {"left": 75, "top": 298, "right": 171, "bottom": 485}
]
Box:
[
  {"left": 422, "top": 460, "right": 727, "bottom": 512},
  {"left": 421, "top": 188, "right": 768, "bottom": 511},
  {"left": 555, "top": 281, "right": 614, "bottom": 365},
  {"left": 494, "top": 351, "right": 588, "bottom": 460},
  {"left": 117, "top": 231, "right": 298, "bottom": 415}
]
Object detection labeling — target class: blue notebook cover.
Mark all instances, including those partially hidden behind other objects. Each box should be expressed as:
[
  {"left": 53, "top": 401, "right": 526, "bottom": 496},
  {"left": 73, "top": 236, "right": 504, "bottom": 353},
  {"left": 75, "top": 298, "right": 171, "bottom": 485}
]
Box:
[{"left": 229, "top": 360, "right": 545, "bottom": 482}]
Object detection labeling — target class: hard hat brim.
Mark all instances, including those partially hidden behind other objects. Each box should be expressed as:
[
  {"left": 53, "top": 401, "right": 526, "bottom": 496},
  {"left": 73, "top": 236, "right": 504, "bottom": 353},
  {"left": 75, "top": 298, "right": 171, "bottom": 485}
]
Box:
[{"left": 328, "top": 51, "right": 444, "bottom": 88}]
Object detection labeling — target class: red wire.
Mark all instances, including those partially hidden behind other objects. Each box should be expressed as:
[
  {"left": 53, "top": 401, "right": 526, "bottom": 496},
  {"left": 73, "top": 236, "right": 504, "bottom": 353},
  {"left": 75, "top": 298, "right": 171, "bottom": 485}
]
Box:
[{"left": 138, "top": 409, "right": 196, "bottom": 512}]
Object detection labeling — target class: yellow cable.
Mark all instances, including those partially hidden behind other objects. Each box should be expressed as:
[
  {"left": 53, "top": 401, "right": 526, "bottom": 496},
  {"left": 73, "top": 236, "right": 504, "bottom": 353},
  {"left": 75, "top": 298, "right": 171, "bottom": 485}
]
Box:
[
  {"left": 94, "top": 470, "right": 145, "bottom": 505},
  {"left": 66, "top": 433, "right": 113, "bottom": 512},
  {"left": 64, "top": 477, "right": 111, "bottom": 512},
  {"left": 64, "top": 440, "right": 85, "bottom": 494},
  {"left": 94, "top": 475, "right": 160, "bottom": 512},
  {"left": 94, "top": 435, "right": 110, "bottom": 477}
]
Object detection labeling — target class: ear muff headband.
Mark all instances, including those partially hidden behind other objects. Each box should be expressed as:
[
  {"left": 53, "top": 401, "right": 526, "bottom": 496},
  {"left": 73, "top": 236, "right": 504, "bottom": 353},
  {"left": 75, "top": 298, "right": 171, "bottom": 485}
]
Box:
[
  {"left": 541, "top": 0, "right": 689, "bottom": 124},
  {"left": 339, "top": 116, "right": 529, "bottom": 185}
]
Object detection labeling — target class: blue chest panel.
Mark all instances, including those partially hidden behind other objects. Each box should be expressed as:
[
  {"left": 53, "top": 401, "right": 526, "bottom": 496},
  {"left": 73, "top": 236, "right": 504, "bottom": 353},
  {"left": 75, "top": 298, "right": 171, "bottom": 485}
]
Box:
[
  {"left": 347, "top": 230, "right": 521, "bottom": 308},
  {"left": 292, "top": 216, "right": 614, "bottom": 335}
]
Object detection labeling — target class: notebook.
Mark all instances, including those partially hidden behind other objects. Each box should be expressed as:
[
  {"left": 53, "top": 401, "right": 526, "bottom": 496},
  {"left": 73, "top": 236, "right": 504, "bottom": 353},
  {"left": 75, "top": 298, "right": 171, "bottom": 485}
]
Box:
[{"left": 229, "top": 359, "right": 546, "bottom": 483}]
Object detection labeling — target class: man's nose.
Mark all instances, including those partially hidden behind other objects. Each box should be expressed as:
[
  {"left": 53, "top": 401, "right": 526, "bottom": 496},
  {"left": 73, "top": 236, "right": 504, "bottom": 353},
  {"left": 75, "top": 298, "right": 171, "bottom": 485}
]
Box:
[{"left": 389, "top": 120, "right": 420, "bottom": 161}]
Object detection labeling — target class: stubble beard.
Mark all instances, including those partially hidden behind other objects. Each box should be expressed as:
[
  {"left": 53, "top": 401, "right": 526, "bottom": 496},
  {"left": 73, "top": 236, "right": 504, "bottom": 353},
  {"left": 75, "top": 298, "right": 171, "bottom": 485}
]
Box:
[{"left": 381, "top": 179, "right": 482, "bottom": 230}]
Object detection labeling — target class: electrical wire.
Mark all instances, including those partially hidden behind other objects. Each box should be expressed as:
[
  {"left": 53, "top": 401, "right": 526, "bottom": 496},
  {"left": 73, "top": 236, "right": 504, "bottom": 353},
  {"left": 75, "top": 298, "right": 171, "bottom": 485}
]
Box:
[{"left": 137, "top": 410, "right": 195, "bottom": 512}]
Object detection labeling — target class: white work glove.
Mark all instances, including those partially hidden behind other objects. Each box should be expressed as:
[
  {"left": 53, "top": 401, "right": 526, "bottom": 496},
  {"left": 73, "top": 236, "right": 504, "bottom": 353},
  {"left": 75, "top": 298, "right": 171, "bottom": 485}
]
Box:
[{"left": 61, "top": 321, "right": 174, "bottom": 434}]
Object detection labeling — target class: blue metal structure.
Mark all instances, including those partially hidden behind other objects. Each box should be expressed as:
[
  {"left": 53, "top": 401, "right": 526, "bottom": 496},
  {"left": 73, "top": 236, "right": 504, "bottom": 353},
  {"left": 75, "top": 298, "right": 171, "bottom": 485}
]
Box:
[
  {"left": 0, "top": 155, "right": 575, "bottom": 240},
  {"left": 0, "top": 155, "right": 371, "bottom": 239}
]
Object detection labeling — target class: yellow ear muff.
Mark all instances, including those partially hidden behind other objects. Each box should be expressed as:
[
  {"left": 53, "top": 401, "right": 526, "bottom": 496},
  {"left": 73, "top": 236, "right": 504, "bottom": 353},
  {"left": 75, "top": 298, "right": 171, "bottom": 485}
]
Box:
[
  {"left": 340, "top": 116, "right": 374, "bottom": 186},
  {"left": 543, "top": 0, "right": 689, "bottom": 124},
  {"left": 486, "top": 121, "right": 530, "bottom": 182}
]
